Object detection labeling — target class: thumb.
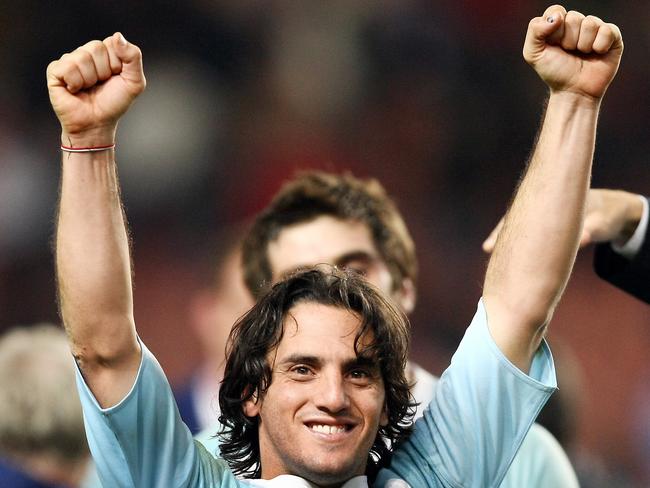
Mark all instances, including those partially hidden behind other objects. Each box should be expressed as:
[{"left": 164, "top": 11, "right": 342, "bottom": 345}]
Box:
[
  {"left": 482, "top": 231, "right": 497, "bottom": 254},
  {"left": 482, "top": 218, "right": 504, "bottom": 254},
  {"left": 580, "top": 213, "right": 604, "bottom": 247},
  {"left": 523, "top": 7, "right": 566, "bottom": 63},
  {"left": 112, "top": 32, "right": 146, "bottom": 91}
]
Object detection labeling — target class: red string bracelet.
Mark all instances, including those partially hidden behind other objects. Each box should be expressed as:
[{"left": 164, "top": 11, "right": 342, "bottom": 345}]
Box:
[{"left": 60, "top": 144, "right": 116, "bottom": 153}]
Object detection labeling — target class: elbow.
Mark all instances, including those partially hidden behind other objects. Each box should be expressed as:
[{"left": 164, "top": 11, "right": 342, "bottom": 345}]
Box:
[
  {"left": 483, "top": 288, "right": 558, "bottom": 335},
  {"left": 483, "top": 266, "right": 565, "bottom": 333},
  {"left": 66, "top": 314, "right": 140, "bottom": 370}
]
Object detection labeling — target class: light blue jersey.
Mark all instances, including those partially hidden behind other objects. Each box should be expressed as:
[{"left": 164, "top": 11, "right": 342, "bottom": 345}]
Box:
[
  {"left": 76, "top": 300, "right": 557, "bottom": 487},
  {"left": 196, "top": 366, "right": 578, "bottom": 488}
]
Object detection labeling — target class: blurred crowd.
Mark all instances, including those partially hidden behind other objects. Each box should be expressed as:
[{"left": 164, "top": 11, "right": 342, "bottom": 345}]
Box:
[{"left": 1, "top": 1, "right": 649, "bottom": 486}]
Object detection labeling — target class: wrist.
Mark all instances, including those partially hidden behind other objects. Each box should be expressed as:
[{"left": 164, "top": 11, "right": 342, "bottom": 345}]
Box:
[
  {"left": 61, "top": 126, "right": 117, "bottom": 148},
  {"left": 547, "top": 89, "right": 602, "bottom": 110},
  {"left": 613, "top": 192, "right": 644, "bottom": 246}
]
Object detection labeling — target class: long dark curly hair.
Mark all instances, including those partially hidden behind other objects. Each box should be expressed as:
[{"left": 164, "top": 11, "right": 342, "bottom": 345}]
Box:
[{"left": 218, "top": 266, "right": 415, "bottom": 479}]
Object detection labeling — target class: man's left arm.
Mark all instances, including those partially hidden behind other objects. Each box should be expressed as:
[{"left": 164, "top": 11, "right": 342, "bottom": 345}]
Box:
[
  {"left": 484, "top": 7, "right": 624, "bottom": 372},
  {"left": 381, "top": 7, "right": 622, "bottom": 487}
]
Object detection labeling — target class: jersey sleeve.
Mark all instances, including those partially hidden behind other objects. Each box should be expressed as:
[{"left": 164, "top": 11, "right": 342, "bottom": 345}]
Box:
[
  {"left": 377, "top": 299, "right": 558, "bottom": 488},
  {"left": 74, "top": 340, "right": 239, "bottom": 488}
]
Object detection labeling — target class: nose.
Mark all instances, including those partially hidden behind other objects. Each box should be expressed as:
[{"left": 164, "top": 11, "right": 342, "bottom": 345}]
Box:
[{"left": 313, "top": 369, "right": 350, "bottom": 413}]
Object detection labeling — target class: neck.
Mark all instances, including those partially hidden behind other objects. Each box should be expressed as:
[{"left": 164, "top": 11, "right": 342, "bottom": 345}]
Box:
[{"left": 259, "top": 473, "right": 367, "bottom": 488}]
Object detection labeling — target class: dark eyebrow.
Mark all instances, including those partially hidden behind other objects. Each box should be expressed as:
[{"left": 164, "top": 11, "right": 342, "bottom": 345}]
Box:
[
  {"left": 278, "top": 354, "right": 322, "bottom": 367},
  {"left": 345, "top": 355, "right": 380, "bottom": 371},
  {"left": 333, "top": 251, "right": 378, "bottom": 268},
  {"left": 277, "top": 354, "right": 379, "bottom": 371},
  {"left": 277, "top": 250, "right": 378, "bottom": 281}
]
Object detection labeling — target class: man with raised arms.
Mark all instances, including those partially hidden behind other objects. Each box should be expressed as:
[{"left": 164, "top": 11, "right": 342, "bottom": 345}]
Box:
[{"left": 48, "top": 5, "right": 622, "bottom": 487}]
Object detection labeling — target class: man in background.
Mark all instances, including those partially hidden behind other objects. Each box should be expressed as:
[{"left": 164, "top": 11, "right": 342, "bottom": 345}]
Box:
[
  {"left": 591, "top": 191, "right": 650, "bottom": 302},
  {"left": 174, "top": 230, "right": 253, "bottom": 435},
  {"left": 0, "top": 325, "right": 98, "bottom": 488}
]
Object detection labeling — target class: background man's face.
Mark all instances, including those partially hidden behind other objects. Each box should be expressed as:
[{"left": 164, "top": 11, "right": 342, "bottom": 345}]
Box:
[
  {"left": 243, "top": 302, "right": 387, "bottom": 484},
  {"left": 267, "top": 215, "right": 407, "bottom": 307}
]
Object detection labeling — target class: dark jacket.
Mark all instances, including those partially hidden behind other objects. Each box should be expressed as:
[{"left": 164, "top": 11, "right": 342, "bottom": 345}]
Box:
[{"left": 594, "top": 197, "right": 650, "bottom": 304}]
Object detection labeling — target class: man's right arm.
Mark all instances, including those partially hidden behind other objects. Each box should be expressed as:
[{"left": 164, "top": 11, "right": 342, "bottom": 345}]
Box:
[
  {"left": 48, "top": 36, "right": 238, "bottom": 488},
  {"left": 48, "top": 33, "right": 146, "bottom": 408}
]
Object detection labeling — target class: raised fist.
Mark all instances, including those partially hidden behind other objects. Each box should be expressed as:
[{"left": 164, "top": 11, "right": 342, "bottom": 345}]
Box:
[
  {"left": 523, "top": 5, "right": 623, "bottom": 100},
  {"left": 47, "top": 32, "right": 146, "bottom": 146}
]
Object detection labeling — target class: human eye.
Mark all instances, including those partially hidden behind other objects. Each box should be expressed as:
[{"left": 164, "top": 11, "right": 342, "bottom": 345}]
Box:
[
  {"left": 342, "top": 262, "right": 369, "bottom": 276},
  {"left": 339, "top": 257, "right": 373, "bottom": 277},
  {"left": 347, "top": 368, "right": 373, "bottom": 385},
  {"left": 350, "top": 369, "right": 369, "bottom": 378},
  {"left": 289, "top": 364, "right": 315, "bottom": 380}
]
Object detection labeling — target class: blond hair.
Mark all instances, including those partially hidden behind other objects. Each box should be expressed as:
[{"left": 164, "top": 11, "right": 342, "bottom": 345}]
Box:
[{"left": 0, "top": 324, "right": 88, "bottom": 461}]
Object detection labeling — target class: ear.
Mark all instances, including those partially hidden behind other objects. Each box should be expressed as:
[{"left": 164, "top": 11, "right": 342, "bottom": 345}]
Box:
[
  {"left": 242, "top": 391, "right": 261, "bottom": 417},
  {"left": 380, "top": 404, "right": 389, "bottom": 427},
  {"left": 393, "top": 278, "right": 416, "bottom": 315}
]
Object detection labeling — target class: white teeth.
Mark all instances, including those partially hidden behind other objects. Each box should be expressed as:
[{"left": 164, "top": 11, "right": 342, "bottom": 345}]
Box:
[{"left": 309, "top": 424, "right": 346, "bottom": 434}]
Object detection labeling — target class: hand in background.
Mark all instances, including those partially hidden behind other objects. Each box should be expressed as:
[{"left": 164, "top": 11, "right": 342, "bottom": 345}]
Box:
[{"left": 483, "top": 189, "right": 644, "bottom": 253}]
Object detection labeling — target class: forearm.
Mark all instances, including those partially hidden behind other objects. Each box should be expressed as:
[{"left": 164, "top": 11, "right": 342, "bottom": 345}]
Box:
[
  {"left": 57, "top": 147, "right": 140, "bottom": 404},
  {"left": 484, "top": 92, "right": 599, "bottom": 369}
]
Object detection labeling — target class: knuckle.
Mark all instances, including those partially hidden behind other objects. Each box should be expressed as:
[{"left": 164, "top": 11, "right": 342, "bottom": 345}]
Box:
[
  {"left": 87, "top": 40, "right": 106, "bottom": 55},
  {"left": 65, "top": 74, "right": 81, "bottom": 88},
  {"left": 81, "top": 49, "right": 94, "bottom": 62},
  {"left": 546, "top": 5, "right": 565, "bottom": 14},
  {"left": 74, "top": 48, "right": 93, "bottom": 64},
  {"left": 599, "top": 26, "right": 615, "bottom": 40},
  {"left": 566, "top": 10, "right": 585, "bottom": 19},
  {"left": 58, "top": 58, "right": 75, "bottom": 74},
  {"left": 63, "top": 66, "right": 79, "bottom": 79}
]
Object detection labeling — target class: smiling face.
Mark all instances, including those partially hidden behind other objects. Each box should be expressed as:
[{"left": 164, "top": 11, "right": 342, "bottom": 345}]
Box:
[
  {"left": 267, "top": 215, "right": 415, "bottom": 314},
  {"left": 243, "top": 301, "right": 388, "bottom": 484}
]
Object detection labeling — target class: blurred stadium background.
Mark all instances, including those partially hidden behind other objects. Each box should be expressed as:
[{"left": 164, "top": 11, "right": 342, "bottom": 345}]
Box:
[{"left": 1, "top": 1, "right": 649, "bottom": 485}]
